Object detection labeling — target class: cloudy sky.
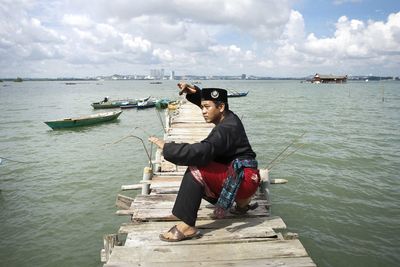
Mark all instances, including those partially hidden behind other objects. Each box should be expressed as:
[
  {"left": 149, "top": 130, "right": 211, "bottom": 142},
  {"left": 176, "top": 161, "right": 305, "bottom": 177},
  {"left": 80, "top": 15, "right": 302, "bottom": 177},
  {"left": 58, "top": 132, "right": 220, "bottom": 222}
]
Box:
[{"left": 0, "top": 0, "right": 399, "bottom": 78}]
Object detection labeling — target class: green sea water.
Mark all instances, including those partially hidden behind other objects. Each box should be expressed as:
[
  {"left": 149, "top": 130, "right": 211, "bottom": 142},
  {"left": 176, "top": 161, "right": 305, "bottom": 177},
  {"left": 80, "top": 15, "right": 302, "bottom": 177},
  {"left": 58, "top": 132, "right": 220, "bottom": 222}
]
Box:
[{"left": 0, "top": 80, "right": 399, "bottom": 267}]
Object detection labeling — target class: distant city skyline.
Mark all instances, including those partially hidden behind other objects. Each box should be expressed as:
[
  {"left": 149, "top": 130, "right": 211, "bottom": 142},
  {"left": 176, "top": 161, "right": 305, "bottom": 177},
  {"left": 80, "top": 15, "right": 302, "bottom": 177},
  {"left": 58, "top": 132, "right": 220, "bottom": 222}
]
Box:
[{"left": 0, "top": 1, "right": 399, "bottom": 78}]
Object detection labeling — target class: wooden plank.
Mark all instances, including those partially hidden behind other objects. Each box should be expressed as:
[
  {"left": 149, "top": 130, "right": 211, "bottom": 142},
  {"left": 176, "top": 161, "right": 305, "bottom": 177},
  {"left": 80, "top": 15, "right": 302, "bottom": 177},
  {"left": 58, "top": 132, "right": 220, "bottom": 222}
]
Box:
[
  {"left": 150, "top": 176, "right": 183, "bottom": 181},
  {"left": 121, "top": 182, "right": 180, "bottom": 191},
  {"left": 105, "top": 257, "right": 317, "bottom": 267},
  {"left": 128, "top": 198, "right": 270, "bottom": 221},
  {"left": 123, "top": 228, "right": 280, "bottom": 247},
  {"left": 153, "top": 171, "right": 186, "bottom": 176},
  {"left": 168, "top": 128, "right": 211, "bottom": 133},
  {"left": 131, "top": 206, "right": 269, "bottom": 221},
  {"left": 131, "top": 194, "right": 267, "bottom": 205},
  {"left": 115, "top": 194, "right": 135, "bottom": 210},
  {"left": 104, "top": 240, "right": 310, "bottom": 265},
  {"left": 170, "top": 123, "right": 214, "bottom": 128},
  {"left": 119, "top": 217, "right": 287, "bottom": 234}
]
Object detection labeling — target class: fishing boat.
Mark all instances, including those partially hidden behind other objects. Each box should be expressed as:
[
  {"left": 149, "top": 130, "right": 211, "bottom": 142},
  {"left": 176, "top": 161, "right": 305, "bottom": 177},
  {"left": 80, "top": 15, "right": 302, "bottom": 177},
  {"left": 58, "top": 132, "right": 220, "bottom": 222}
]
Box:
[
  {"left": 227, "top": 90, "right": 249, "bottom": 97},
  {"left": 44, "top": 111, "right": 122, "bottom": 130},
  {"left": 91, "top": 98, "right": 131, "bottom": 109},
  {"left": 155, "top": 98, "right": 171, "bottom": 110},
  {"left": 120, "top": 96, "right": 151, "bottom": 109},
  {"left": 91, "top": 96, "right": 150, "bottom": 109},
  {"left": 137, "top": 98, "right": 156, "bottom": 109}
]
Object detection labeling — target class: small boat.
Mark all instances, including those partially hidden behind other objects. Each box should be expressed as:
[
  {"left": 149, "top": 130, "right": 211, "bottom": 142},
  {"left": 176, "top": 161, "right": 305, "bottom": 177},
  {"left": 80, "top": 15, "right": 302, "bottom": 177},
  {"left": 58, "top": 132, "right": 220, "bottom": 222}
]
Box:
[
  {"left": 120, "top": 96, "right": 151, "bottom": 109},
  {"left": 155, "top": 98, "right": 171, "bottom": 110},
  {"left": 44, "top": 111, "right": 122, "bottom": 130},
  {"left": 137, "top": 98, "right": 156, "bottom": 109},
  {"left": 91, "top": 96, "right": 149, "bottom": 109},
  {"left": 91, "top": 98, "right": 131, "bottom": 109},
  {"left": 227, "top": 90, "right": 249, "bottom": 97}
]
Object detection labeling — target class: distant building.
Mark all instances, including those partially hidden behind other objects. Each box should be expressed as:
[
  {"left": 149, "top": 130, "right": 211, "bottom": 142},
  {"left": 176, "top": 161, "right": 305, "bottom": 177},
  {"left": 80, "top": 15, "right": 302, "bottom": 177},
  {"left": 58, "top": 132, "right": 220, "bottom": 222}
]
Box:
[
  {"left": 150, "top": 69, "right": 165, "bottom": 80},
  {"left": 241, "top": 74, "right": 247, "bottom": 80},
  {"left": 170, "top": 71, "right": 175, "bottom": 80},
  {"left": 312, "top": 73, "right": 347, "bottom": 84}
]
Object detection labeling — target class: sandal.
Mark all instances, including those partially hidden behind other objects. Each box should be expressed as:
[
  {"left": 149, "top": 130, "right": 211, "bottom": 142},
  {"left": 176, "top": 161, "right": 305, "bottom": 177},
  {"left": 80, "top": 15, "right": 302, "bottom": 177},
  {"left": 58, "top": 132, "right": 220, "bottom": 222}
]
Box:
[
  {"left": 159, "top": 225, "right": 202, "bottom": 242},
  {"left": 229, "top": 202, "right": 259, "bottom": 215}
]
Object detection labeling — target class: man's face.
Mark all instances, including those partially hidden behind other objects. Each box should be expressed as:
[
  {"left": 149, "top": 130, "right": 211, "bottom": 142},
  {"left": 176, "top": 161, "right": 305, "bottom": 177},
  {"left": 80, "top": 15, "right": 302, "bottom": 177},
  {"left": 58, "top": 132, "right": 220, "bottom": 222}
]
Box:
[{"left": 200, "top": 100, "right": 225, "bottom": 124}]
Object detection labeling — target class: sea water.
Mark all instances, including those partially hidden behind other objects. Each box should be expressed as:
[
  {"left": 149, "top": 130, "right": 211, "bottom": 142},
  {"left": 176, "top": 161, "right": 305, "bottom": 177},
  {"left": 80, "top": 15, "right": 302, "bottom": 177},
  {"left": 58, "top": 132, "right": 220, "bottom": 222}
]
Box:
[{"left": 0, "top": 80, "right": 399, "bottom": 267}]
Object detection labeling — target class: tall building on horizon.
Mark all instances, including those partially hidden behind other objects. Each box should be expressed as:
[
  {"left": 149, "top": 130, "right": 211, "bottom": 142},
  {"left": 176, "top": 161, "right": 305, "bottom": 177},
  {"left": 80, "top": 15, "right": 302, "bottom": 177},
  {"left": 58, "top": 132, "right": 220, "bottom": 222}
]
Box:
[{"left": 150, "top": 68, "right": 164, "bottom": 80}]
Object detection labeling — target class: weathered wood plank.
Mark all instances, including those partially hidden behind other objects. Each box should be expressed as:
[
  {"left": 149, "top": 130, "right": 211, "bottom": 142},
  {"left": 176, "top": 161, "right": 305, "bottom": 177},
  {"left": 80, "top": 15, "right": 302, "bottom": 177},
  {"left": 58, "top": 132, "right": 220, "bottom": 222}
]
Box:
[
  {"left": 105, "top": 257, "right": 317, "bottom": 267},
  {"left": 104, "top": 240, "right": 310, "bottom": 265},
  {"left": 131, "top": 205, "right": 269, "bottom": 221},
  {"left": 119, "top": 217, "right": 287, "bottom": 234},
  {"left": 115, "top": 194, "right": 135, "bottom": 210},
  {"left": 170, "top": 123, "right": 214, "bottom": 128},
  {"left": 127, "top": 197, "right": 270, "bottom": 220}
]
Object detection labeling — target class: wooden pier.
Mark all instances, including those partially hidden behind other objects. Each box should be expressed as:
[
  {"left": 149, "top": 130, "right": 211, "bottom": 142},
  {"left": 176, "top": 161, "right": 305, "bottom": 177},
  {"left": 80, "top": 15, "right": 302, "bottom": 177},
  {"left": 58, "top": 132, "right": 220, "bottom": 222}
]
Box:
[{"left": 101, "top": 98, "right": 317, "bottom": 267}]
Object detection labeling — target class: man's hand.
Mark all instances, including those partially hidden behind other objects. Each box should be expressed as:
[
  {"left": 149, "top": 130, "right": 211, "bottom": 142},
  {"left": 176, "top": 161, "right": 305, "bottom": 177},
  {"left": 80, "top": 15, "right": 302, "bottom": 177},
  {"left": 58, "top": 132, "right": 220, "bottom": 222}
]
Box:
[
  {"left": 177, "top": 82, "right": 197, "bottom": 95},
  {"left": 148, "top": 136, "right": 165, "bottom": 149}
]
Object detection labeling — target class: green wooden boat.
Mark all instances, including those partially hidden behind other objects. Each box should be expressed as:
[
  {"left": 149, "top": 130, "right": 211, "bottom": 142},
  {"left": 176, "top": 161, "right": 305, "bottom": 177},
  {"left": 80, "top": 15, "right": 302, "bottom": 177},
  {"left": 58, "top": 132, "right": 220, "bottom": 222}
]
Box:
[{"left": 44, "top": 111, "right": 122, "bottom": 130}]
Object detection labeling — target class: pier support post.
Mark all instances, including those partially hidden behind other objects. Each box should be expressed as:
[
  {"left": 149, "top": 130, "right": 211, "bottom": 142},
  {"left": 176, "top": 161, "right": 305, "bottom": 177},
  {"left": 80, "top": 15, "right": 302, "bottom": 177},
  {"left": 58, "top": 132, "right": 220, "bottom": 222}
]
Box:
[
  {"left": 259, "top": 169, "right": 271, "bottom": 214},
  {"left": 141, "top": 166, "right": 153, "bottom": 195},
  {"left": 100, "top": 233, "right": 118, "bottom": 263},
  {"left": 154, "top": 149, "right": 161, "bottom": 172}
]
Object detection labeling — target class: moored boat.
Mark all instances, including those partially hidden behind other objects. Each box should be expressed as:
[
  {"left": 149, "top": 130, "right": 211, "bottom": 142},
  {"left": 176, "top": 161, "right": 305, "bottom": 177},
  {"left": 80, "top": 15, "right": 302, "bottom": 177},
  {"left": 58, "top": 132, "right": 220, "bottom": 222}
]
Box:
[
  {"left": 120, "top": 96, "right": 151, "bottom": 109},
  {"left": 227, "top": 90, "right": 249, "bottom": 97},
  {"left": 155, "top": 98, "right": 171, "bottom": 110},
  {"left": 137, "top": 98, "right": 156, "bottom": 109},
  {"left": 91, "top": 96, "right": 150, "bottom": 109},
  {"left": 44, "top": 111, "right": 122, "bottom": 130}
]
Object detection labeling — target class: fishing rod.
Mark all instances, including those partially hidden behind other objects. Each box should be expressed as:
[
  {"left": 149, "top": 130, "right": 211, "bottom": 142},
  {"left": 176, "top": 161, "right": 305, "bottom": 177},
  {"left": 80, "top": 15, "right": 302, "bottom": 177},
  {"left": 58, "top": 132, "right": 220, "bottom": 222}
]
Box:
[
  {"left": 111, "top": 135, "right": 153, "bottom": 169},
  {"left": 266, "top": 132, "right": 306, "bottom": 170},
  {"left": 0, "top": 156, "right": 39, "bottom": 165},
  {"left": 134, "top": 126, "right": 160, "bottom": 162},
  {"left": 268, "top": 143, "right": 305, "bottom": 170}
]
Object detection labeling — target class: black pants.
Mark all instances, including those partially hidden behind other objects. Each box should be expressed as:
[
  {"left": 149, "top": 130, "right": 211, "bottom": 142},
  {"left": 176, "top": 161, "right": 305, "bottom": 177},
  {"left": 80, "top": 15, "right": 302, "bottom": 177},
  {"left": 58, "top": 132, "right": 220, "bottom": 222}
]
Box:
[{"left": 172, "top": 169, "right": 217, "bottom": 226}]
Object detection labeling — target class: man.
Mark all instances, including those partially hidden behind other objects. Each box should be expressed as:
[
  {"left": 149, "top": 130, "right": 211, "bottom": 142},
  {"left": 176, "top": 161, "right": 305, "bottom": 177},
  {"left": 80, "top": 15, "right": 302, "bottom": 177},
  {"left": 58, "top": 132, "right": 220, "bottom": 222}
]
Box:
[{"left": 148, "top": 82, "right": 260, "bottom": 242}]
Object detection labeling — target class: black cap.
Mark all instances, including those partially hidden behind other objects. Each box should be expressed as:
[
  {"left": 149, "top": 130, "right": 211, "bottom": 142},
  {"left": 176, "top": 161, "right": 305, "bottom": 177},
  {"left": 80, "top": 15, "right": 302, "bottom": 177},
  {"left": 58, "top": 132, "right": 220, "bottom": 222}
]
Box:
[{"left": 201, "top": 88, "right": 228, "bottom": 103}]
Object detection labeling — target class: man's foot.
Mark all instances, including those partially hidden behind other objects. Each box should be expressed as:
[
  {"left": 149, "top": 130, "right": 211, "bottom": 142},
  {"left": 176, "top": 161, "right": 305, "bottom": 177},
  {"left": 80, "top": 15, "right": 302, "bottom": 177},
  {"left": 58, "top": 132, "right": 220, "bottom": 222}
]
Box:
[{"left": 159, "top": 223, "right": 202, "bottom": 242}]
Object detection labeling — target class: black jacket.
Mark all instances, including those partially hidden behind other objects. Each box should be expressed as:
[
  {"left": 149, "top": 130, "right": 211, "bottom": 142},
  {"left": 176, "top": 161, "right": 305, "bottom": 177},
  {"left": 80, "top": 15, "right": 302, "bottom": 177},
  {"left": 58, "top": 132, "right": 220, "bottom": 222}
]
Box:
[{"left": 163, "top": 90, "right": 256, "bottom": 166}]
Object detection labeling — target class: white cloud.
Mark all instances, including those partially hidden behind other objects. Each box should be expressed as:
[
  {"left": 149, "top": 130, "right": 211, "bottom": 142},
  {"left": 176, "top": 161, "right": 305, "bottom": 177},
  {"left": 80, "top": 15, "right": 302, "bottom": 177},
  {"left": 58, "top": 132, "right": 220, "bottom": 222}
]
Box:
[
  {"left": 62, "top": 14, "right": 94, "bottom": 28},
  {"left": 122, "top": 34, "right": 152, "bottom": 53},
  {"left": 264, "top": 11, "right": 400, "bottom": 76},
  {"left": 152, "top": 48, "right": 173, "bottom": 61},
  {"left": 302, "top": 13, "right": 400, "bottom": 58},
  {"left": 0, "top": 0, "right": 399, "bottom": 77},
  {"left": 333, "top": 0, "right": 362, "bottom": 5}
]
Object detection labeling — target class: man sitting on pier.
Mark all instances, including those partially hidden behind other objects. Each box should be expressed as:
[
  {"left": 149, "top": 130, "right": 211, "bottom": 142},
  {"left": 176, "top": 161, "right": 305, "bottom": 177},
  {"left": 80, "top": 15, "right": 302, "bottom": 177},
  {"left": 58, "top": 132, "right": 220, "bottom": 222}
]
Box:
[{"left": 148, "top": 82, "right": 260, "bottom": 242}]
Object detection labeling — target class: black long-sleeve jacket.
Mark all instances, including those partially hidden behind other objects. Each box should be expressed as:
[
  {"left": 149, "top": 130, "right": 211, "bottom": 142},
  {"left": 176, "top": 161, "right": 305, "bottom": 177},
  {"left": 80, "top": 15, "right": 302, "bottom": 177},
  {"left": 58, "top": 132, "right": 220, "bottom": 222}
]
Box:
[{"left": 163, "top": 88, "right": 256, "bottom": 166}]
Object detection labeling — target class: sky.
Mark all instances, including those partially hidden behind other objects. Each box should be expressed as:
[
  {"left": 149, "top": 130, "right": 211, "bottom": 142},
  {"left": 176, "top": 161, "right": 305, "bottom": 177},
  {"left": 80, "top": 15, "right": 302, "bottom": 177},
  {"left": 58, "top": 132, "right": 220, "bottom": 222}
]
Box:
[{"left": 0, "top": 0, "right": 399, "bottom": 78}]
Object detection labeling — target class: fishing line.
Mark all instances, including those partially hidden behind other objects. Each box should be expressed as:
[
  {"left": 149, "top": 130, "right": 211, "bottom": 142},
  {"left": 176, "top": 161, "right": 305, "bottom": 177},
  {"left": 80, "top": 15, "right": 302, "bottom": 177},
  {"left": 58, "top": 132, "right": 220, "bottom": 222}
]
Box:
[
  {"left": 134, "top": 126, "right": 153, "bottom": 137},
  {"left": 266, "top": 131, "right": 306, "bottom": 169},
  {"left": 104, "top": 126, "right": 160, "bottom": 166},
  {"left": 0, "top": 156, "right": 39, "bottom": 165},
  {"left": 155, "top": 109, "right": 166, "bottom": 133},
  {"left": 111, "top": 135, "right": 153, "bottom": 168},
  {"left": 268, "top": 143, "right": 305, "bottom": 170}
]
